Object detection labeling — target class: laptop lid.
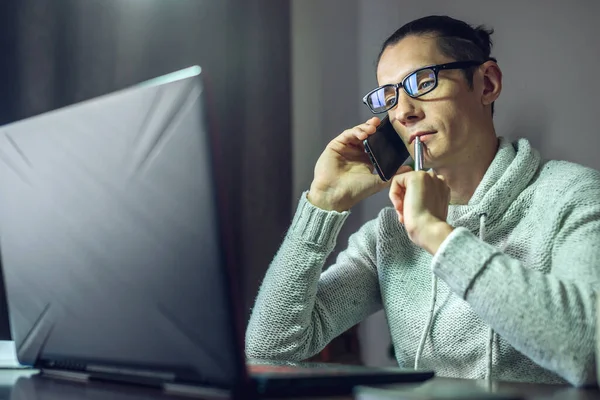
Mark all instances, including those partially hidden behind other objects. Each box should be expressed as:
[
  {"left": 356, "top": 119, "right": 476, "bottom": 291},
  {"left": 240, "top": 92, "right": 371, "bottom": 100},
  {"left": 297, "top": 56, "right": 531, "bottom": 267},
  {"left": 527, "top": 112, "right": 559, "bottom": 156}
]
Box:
[{"left": 0, "top": 66, "right": 248, "bottom": 393}]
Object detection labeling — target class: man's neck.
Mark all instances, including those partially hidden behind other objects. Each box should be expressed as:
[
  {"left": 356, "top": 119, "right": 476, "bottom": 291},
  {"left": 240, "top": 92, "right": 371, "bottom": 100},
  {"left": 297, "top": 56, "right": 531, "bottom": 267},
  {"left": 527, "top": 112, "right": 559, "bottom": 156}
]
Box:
[{"left": 434, "top": 135, "right": 499, "bottom": 206}]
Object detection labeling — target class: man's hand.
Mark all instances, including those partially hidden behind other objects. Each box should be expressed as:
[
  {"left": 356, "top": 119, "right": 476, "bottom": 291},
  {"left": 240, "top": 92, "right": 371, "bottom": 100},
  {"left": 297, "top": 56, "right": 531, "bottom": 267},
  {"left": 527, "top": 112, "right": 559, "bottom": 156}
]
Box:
[
  {"left": 389, "top": 169, "right": 454, "bottom": 254},
  {"left": 307, "top": 117, "right": 394, "bottom": 212}
]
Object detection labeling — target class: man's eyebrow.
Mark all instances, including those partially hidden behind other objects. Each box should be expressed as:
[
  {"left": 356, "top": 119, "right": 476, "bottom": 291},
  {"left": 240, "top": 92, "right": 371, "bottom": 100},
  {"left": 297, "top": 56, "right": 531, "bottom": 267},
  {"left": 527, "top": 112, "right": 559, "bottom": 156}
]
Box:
[{"left": 378, "top": 63, "right": 432, "bottom": 85}]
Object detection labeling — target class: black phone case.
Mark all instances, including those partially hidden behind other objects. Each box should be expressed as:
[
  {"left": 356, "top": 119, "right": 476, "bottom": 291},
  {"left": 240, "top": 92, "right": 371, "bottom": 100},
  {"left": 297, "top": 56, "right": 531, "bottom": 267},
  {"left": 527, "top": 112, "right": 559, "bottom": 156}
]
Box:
[{"left": 363, "top": 116, "right": 410, "bottom": 181}]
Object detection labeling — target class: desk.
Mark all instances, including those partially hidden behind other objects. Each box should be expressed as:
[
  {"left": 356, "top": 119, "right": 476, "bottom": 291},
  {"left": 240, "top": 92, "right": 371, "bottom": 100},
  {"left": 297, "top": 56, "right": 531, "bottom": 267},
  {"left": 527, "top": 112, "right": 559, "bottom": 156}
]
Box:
[
  {"left": 354, "top": 377, "right": 600, "bottom": 400},
  {"left": 0, "top": 370, "right": 597, "bottom": 399}
]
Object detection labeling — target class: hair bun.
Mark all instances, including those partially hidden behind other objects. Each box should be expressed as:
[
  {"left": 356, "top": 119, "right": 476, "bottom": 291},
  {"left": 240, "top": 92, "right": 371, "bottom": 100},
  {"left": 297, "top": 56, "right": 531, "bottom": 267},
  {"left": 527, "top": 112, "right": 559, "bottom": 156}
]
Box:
[{"left": 473, "top": 25, "right": 494, "bottom": 58}]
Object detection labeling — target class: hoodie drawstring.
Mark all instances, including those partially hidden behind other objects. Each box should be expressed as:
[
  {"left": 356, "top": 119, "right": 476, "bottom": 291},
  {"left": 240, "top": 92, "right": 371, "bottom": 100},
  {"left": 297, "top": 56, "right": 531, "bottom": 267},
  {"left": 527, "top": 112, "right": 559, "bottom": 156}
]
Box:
[
  {"left": 479, "top": 213, "right": 495, "bottom": 381},
  {"left": 414, "top": 273, "right": 437, "bottom": 369},
  {"left": 414, "top": 212, "right": 495, "bottom": 381}
]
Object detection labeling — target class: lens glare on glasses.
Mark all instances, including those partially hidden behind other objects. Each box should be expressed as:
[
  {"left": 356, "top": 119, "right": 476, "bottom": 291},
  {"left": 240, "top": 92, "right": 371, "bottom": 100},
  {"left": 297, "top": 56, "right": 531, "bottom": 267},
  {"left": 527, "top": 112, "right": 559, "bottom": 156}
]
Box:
[
  {"left": 406, "top": 69, "right": 436, "bottom": 97},
  {"left": 366, "top": 86, "right": 396, "bottom": 113}
]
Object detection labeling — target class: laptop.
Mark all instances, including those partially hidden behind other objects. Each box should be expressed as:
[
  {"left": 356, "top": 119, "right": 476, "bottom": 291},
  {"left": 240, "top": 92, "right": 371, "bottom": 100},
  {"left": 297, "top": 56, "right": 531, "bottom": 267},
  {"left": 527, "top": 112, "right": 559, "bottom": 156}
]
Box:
[{"left": 0, "top": 66, "right": 433, "bottom": 398}]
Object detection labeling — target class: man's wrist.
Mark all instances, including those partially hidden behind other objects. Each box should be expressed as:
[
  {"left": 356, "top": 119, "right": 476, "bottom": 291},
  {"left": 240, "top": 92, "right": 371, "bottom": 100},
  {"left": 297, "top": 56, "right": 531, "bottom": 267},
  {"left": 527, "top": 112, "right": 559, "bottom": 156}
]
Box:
[
  {"left": 419, "top": 219, "right": 454, "bottom": 255},
  {"left": 306, "top": 190, "right": 347, "bottom": 212},
  {"left": 306, "top": 190, "right": 349, "bottom": 212}
]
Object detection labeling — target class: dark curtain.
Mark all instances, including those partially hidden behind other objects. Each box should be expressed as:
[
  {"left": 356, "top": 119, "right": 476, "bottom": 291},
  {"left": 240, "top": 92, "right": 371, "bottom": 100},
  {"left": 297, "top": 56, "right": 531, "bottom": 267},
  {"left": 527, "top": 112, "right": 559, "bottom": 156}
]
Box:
[{"left": 0, "top": 0, "right": 291, "bottom": 339}]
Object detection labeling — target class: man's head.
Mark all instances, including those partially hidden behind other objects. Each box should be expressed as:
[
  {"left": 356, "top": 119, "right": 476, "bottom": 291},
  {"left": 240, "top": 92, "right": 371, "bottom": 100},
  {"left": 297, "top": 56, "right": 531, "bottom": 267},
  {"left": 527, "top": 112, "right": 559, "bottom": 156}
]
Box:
[{"left": 369, "top": 15, "right": 502, "bottom": 170}]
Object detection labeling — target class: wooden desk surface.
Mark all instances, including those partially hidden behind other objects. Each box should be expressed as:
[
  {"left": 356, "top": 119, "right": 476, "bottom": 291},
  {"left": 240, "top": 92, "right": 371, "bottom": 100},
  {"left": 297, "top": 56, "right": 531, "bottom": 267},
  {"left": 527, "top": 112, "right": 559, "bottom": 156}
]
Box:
[{"left": 0, "top": 369, "right": 597, "bottom": 400}]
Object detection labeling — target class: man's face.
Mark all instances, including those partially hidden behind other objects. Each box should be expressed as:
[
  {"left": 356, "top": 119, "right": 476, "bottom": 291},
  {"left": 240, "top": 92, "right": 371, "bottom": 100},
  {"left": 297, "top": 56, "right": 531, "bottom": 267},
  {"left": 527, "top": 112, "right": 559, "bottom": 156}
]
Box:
[{"left": 376, "top": 35, "right": 489, "bottom": 170}]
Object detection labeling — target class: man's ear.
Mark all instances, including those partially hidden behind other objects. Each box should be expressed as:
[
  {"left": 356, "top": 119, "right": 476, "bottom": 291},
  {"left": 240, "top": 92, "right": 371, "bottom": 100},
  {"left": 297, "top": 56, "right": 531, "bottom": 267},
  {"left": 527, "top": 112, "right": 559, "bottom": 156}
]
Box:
[{"left": 480, "top": 60, "right": 502, "bottom": 106}]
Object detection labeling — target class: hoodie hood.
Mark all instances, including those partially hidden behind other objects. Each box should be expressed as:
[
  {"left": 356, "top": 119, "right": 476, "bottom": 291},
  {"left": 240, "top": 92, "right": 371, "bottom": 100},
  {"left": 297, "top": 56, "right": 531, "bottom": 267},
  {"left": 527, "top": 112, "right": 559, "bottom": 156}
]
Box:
[{"left": 446, "top": 137, "right": 541, "bottom": 234}]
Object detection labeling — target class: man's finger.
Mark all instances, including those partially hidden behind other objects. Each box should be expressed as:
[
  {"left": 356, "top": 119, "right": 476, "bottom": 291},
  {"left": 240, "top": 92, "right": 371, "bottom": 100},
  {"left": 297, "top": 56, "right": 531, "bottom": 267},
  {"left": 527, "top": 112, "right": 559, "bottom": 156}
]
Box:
[
  {"left": 365, "top": 116, "right": 381, "bottom": 127},
  {"left": 391, "top": 169, "right": 417, "bottom": 189}
]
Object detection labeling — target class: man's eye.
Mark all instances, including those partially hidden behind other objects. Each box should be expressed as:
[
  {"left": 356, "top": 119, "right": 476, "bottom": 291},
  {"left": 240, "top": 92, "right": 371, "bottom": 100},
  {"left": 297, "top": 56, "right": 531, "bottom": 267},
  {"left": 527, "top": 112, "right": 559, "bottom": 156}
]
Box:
[
  {"left": 418, "top": 80, "right": 435, "bottom": 90},
  {"left": 385, "top": 96, "right": 396, "bottom": 106}
]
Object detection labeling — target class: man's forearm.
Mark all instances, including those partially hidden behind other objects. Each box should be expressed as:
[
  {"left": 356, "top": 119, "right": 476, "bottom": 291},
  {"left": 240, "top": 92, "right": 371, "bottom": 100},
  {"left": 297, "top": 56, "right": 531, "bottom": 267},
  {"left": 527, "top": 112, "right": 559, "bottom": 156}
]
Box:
[{"left": 432, "top": 228, "right": 597, "bottom": 386}]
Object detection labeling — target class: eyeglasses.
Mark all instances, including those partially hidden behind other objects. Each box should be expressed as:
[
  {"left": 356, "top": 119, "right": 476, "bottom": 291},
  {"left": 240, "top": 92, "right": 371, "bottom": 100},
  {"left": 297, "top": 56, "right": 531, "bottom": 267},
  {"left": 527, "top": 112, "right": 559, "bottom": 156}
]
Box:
[{"left": 362, "top": 60, "right": 483, "bottom": 114}]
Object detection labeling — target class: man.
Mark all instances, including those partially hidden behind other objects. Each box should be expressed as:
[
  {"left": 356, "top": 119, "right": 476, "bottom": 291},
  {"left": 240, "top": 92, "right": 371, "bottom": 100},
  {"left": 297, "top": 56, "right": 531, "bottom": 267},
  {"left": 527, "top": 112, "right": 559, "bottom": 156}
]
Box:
[{"left": 245, "top": 15, "right": 600, "bottom": 386}]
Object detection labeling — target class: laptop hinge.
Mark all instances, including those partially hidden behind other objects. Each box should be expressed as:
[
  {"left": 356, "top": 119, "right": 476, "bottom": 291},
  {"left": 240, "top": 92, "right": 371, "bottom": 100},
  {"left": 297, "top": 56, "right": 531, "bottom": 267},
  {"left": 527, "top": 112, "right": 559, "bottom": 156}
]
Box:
[
  {"left": 41, "top": 369, "right": 90, "bottom": 382},
  {"left": 85, "top": 364, "right": 176, "bottom": 382}
]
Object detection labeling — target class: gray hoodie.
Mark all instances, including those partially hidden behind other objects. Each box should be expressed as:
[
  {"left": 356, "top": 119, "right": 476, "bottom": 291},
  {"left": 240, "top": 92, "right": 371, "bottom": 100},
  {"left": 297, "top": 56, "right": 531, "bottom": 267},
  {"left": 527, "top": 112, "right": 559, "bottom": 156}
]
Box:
[{"left": 246, "top": 138, "right": 600, "bottom": 386}]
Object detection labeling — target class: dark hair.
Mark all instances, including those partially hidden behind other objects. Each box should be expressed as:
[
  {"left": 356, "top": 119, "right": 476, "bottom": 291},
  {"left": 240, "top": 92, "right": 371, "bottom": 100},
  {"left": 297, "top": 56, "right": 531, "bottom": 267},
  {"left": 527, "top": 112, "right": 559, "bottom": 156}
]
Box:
[{"left": 378, "top": 15, "right": 497, "bottom": 114}]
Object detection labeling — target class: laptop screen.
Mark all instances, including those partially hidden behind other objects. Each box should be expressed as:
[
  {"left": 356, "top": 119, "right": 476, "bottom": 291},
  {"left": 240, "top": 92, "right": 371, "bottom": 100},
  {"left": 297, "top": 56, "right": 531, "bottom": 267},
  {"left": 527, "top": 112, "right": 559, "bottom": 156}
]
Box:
[{"left": 0, "top": 67, "right": 246, "bottom": 389}]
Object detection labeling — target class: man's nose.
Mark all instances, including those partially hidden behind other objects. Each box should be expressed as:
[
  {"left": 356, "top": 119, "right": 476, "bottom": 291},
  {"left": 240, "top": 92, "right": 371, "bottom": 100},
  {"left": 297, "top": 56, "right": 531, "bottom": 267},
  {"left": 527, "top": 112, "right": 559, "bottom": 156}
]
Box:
[{"left": 389, "top": 92, "right": 424, "bottom": 126}]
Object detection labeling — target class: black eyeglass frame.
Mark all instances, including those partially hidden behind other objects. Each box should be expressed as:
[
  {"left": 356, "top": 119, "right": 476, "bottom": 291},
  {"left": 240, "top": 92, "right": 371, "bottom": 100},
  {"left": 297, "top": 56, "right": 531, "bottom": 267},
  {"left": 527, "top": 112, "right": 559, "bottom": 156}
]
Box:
[{"left": 362, "top": 60, "right": 484, "bottom": 114}]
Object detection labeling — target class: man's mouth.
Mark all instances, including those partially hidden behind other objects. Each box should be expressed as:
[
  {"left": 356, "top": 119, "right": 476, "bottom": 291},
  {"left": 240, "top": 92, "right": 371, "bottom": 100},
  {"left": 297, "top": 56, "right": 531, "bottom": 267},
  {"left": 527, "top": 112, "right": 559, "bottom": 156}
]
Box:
[{"left": 409, "top": 131, "right": 436, "bottom": 144}]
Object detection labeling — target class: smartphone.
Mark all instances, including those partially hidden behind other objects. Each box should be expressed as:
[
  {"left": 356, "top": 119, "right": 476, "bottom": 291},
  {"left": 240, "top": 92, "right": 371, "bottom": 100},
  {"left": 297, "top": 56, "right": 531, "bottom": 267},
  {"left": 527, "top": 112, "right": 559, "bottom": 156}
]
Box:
[{"left": 363, "top": 116, "right": 411, "bottom": 182}]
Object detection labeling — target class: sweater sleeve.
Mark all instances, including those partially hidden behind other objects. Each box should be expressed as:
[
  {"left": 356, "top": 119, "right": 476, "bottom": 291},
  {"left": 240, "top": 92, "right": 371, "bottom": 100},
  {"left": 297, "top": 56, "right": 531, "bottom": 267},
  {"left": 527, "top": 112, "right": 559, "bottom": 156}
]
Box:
[
  {"left": 431, "top": 192, "right": 600, "bottom": 387},
  {"left": 245, "top": 192, "right": 383, "bottom": 361}
]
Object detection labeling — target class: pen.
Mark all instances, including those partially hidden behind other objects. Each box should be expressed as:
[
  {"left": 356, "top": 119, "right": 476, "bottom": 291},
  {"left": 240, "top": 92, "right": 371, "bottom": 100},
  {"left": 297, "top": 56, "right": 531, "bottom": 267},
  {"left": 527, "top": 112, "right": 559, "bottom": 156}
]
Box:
[{"left": 414, "top": 136, "right": 423, "bottom": 172}]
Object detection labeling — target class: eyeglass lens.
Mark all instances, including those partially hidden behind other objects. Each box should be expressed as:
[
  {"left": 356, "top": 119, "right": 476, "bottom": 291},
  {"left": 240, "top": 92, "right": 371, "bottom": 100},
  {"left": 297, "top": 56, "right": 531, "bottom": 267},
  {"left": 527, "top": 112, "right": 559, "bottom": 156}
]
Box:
[{"left": 367, "top": 68, "right": 437, "bottom": 113}]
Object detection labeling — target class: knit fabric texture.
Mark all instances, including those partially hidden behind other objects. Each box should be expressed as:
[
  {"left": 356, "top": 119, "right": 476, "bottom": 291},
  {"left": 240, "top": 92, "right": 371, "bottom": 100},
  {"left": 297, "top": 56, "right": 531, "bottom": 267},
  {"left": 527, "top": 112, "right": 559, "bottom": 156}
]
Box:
[{"left": 246, "top": 138, "right": 600, "bottom": 386}]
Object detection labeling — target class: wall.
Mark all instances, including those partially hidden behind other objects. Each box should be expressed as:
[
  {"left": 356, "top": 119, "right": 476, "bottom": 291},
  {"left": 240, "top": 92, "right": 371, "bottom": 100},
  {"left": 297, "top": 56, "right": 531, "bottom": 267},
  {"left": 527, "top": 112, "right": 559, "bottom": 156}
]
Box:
[
  {"left": 292, "top": 0, "right": 600, "bottom": 367},
  {"left": 292, "top": 0, "right": 367, "bottom": 265}
]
